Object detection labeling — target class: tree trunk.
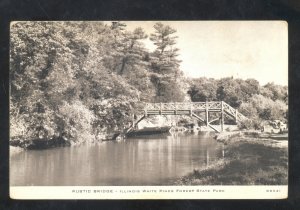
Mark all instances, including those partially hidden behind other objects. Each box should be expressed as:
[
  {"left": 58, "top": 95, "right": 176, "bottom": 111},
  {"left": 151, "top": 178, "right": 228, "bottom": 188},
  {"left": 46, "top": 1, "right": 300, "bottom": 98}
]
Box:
[{"left": 119, "top": 57, "right": 127, "bottom": 75}]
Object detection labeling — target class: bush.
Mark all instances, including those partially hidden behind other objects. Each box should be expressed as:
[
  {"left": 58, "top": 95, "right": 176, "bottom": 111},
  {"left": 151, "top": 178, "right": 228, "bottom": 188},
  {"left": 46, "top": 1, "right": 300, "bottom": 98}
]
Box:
[
  {"left": 237, "top": 118, "right": 262, "bottom": 130},
  {"left": 58, "top": 100, "right": 95, "bottom": 142},
  {"left": 239, "top": 94, "right": 287, "bottom": 124}
]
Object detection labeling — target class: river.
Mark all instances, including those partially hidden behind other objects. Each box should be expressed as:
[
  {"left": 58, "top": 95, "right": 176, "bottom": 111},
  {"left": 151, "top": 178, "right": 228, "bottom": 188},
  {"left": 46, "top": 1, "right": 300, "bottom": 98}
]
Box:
[{"left": 10, "top": 132, "right": 224, "bottom": 186}]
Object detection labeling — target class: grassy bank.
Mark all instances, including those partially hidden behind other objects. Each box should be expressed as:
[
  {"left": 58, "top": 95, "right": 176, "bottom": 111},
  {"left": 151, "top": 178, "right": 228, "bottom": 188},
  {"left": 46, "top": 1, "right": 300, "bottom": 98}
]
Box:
[{"left": 177, "top": 132, "right": 288, "bottom": 185}]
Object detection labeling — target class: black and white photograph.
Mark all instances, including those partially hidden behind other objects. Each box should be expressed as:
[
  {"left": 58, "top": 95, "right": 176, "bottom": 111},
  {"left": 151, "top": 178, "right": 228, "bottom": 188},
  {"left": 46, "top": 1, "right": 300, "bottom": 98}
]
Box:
[{"left": 9, "top": 21, "right": 288, "bottom": 199}]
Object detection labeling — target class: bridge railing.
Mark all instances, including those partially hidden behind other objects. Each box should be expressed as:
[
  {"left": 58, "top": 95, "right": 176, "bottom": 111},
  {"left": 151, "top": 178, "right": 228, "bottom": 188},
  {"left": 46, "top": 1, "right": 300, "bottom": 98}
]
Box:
[
  {"left": 206, "top": 101, "right": 222, "bottom": 110},
  {"left": 144, "top": 102, "right": 189, "bottom": 110},
  {"left": 143, "top": 101, "right": 248, "bottom": 121},
  {"left": 223, "top": 102, "right": 236, "bottom": 116},
  {"left": 145, "top": 101, "right": 223, "bottom": 111},
  {"left": 222, "top": 101, "right": 248, "bottom": 121}
]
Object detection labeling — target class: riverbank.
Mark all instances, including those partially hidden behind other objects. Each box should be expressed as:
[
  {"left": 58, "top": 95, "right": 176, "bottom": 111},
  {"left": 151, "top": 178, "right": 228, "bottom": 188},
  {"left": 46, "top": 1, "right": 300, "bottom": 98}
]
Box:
[
  {"left": 176, "top": 131, "right": 288, "bottom": 185},
  {"left": 10, "top": 137, "right": 72, "bottom": 150},
  {"left": 10, "top": 146, "right": 24, "bottom": 155}
]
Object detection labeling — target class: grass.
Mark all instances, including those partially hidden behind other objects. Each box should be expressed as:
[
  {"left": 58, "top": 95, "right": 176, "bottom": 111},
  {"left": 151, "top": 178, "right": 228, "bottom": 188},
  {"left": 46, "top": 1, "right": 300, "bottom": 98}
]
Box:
[{"left": 176, "top": 136, "right": 288, "bottom": 185}]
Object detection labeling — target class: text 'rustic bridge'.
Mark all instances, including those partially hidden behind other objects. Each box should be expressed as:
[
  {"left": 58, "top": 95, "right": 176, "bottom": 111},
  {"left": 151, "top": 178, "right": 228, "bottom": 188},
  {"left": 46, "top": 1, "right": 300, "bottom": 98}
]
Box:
[{"left": 126, "top": 101, "right": 247, "bottom": 133}]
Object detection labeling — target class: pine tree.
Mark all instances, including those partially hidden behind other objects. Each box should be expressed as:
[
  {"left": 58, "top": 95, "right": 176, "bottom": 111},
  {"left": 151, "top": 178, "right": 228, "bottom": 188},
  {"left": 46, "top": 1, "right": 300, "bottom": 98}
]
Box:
[{"left": 149, "top": 22, "right": 185, "bottom": 102}]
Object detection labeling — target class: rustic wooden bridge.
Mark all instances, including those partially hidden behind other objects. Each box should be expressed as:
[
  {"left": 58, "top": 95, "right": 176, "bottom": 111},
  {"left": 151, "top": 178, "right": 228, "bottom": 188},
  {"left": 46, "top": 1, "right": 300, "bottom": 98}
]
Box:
[{"left": 126, "top": 101, "right": 247, "bottom": 133}]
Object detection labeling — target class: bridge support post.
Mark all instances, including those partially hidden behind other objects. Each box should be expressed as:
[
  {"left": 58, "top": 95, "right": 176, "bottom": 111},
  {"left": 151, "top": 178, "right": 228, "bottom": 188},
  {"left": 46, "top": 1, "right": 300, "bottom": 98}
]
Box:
[
  {"left": 125, "top": 115, "right": 146, "bottom": 133},
  {"left": 205, "top": 101, "right": 209, "bottom": 127},
  {"left": 221, "top": 101, "right": 224, "bottom": 132},
  {"left": 132, "top": 114, "right": 135, "bottom": 129},
  {"left": 159, "top": 102, "right": 162, "bottom": 115}
]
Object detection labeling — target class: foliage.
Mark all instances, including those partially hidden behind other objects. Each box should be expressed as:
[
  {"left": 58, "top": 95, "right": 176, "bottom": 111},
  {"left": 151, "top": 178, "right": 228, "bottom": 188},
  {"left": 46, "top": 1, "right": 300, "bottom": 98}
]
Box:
[
  {"left": 188, "top": 77, "right": 288, "bottom": 126},
  {"left": 149, "top": 22, "right": 185, "bottom": 102},
  {"left": 261, "top": 82, "right": 288, "bottom": 103},
  {"left": 240, "top": 94, "right": 287, "bottom": 121},
  {"left": 237, "top": 118, "right": 262, "bottom": 130},
  {"left": 10, "top": 21, "right": 189, "bottom": 144},
  {"left": 188, "top": 78, "right": 217, "bottom": 102},
  {"left": 58, "top": 100, "right": 95, "bottom": 142},
  {"left": 10, "top": 21, "right": 150, "bottom": 143}
]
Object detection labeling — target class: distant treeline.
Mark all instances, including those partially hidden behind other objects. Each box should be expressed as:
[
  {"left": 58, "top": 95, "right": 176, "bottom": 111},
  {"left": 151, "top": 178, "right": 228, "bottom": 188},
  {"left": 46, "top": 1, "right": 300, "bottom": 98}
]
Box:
[
  {"left": 188, "top": 77, "right": 287, "bottom": 129},
  {"left": 10, "top": 22, "right": 287, "bottom": 143}
]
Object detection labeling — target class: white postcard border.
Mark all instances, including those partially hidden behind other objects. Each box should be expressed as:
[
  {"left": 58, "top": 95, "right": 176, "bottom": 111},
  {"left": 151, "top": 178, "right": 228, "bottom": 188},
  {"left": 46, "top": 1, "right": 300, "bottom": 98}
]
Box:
[{"left": 10, "top": 185, "right": 288, "bottom": 200}]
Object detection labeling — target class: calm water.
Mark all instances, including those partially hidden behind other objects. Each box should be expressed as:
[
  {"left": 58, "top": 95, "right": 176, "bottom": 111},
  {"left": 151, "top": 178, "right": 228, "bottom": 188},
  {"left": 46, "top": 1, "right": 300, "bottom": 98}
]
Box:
[{"left": 10, "top": 132, "right": 224, "bottom": 186}]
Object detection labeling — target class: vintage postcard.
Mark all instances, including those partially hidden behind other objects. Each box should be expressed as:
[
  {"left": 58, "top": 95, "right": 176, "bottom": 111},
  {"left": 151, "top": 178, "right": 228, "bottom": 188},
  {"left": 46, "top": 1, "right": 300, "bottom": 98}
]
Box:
[{"left": 9, "top": 21, "right": 288, "bottom": 199}]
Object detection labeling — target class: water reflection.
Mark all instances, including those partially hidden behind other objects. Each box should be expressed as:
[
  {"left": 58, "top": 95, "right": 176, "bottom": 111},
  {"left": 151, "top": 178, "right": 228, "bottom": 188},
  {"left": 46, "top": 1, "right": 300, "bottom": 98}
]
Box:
[{"left": 10, "top": 132, "right": 224, "bottom": 186}]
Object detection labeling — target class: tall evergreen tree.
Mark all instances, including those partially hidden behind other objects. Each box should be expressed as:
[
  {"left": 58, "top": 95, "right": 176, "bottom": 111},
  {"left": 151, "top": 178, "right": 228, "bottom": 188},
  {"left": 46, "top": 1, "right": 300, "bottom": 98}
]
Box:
[{"left": 149, "top": 22, "right": 185, "bottom": 102}]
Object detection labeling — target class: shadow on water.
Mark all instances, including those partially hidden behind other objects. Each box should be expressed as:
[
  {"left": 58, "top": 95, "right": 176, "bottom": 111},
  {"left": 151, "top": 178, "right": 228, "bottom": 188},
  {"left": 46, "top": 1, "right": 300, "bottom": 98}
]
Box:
[{"left": 10, "top": 132, "right": 224, "bottom": 186}]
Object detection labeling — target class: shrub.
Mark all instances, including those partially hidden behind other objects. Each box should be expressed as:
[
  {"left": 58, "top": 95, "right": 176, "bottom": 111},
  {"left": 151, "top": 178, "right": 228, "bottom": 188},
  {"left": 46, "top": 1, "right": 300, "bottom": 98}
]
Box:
[
  {"left": 58, "top": 100, "right": 95, "bottom": 142},
  {"left": 237, "top": 118, "right": 262, "bottom": 130}
]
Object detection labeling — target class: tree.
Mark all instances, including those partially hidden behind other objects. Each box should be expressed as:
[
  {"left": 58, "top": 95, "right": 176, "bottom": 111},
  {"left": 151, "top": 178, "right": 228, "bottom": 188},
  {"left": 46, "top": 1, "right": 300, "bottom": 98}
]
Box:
[
  {"left": 10, "top": 22, "right": 80, "bottom": 140},
  {"left": 149, "top": 22, "right": 185, "bottom": 102},
  {"left": 240, "top": 94, "right": 288, "bottom": 122},
  {"left": 10, "top": 21, "right": 146, "bottom": 143},
  {"left": 261, "top": 82, "right": 287, "bottom": 102},
  {"left": 118, "top": 27, "right": 148, "bottom": 75},
  {"left": 187, "top": 78, "right": 217, "bottom": 102},
  {"left": 104, "top": 22, "right": 149, "bottom": 76},
  {"left": 216, "top": 78, "right": 242, "bottom": 108},
  {"left": 102, "top": 22, "right": 155, "bottom": 102}
]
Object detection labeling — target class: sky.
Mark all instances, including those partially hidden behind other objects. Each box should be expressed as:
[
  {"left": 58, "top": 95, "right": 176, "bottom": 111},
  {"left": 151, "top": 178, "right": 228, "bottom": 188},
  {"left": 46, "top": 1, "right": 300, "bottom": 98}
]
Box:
[{"left": 110, "top": 21, "right": 288, "bottom": 86}]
